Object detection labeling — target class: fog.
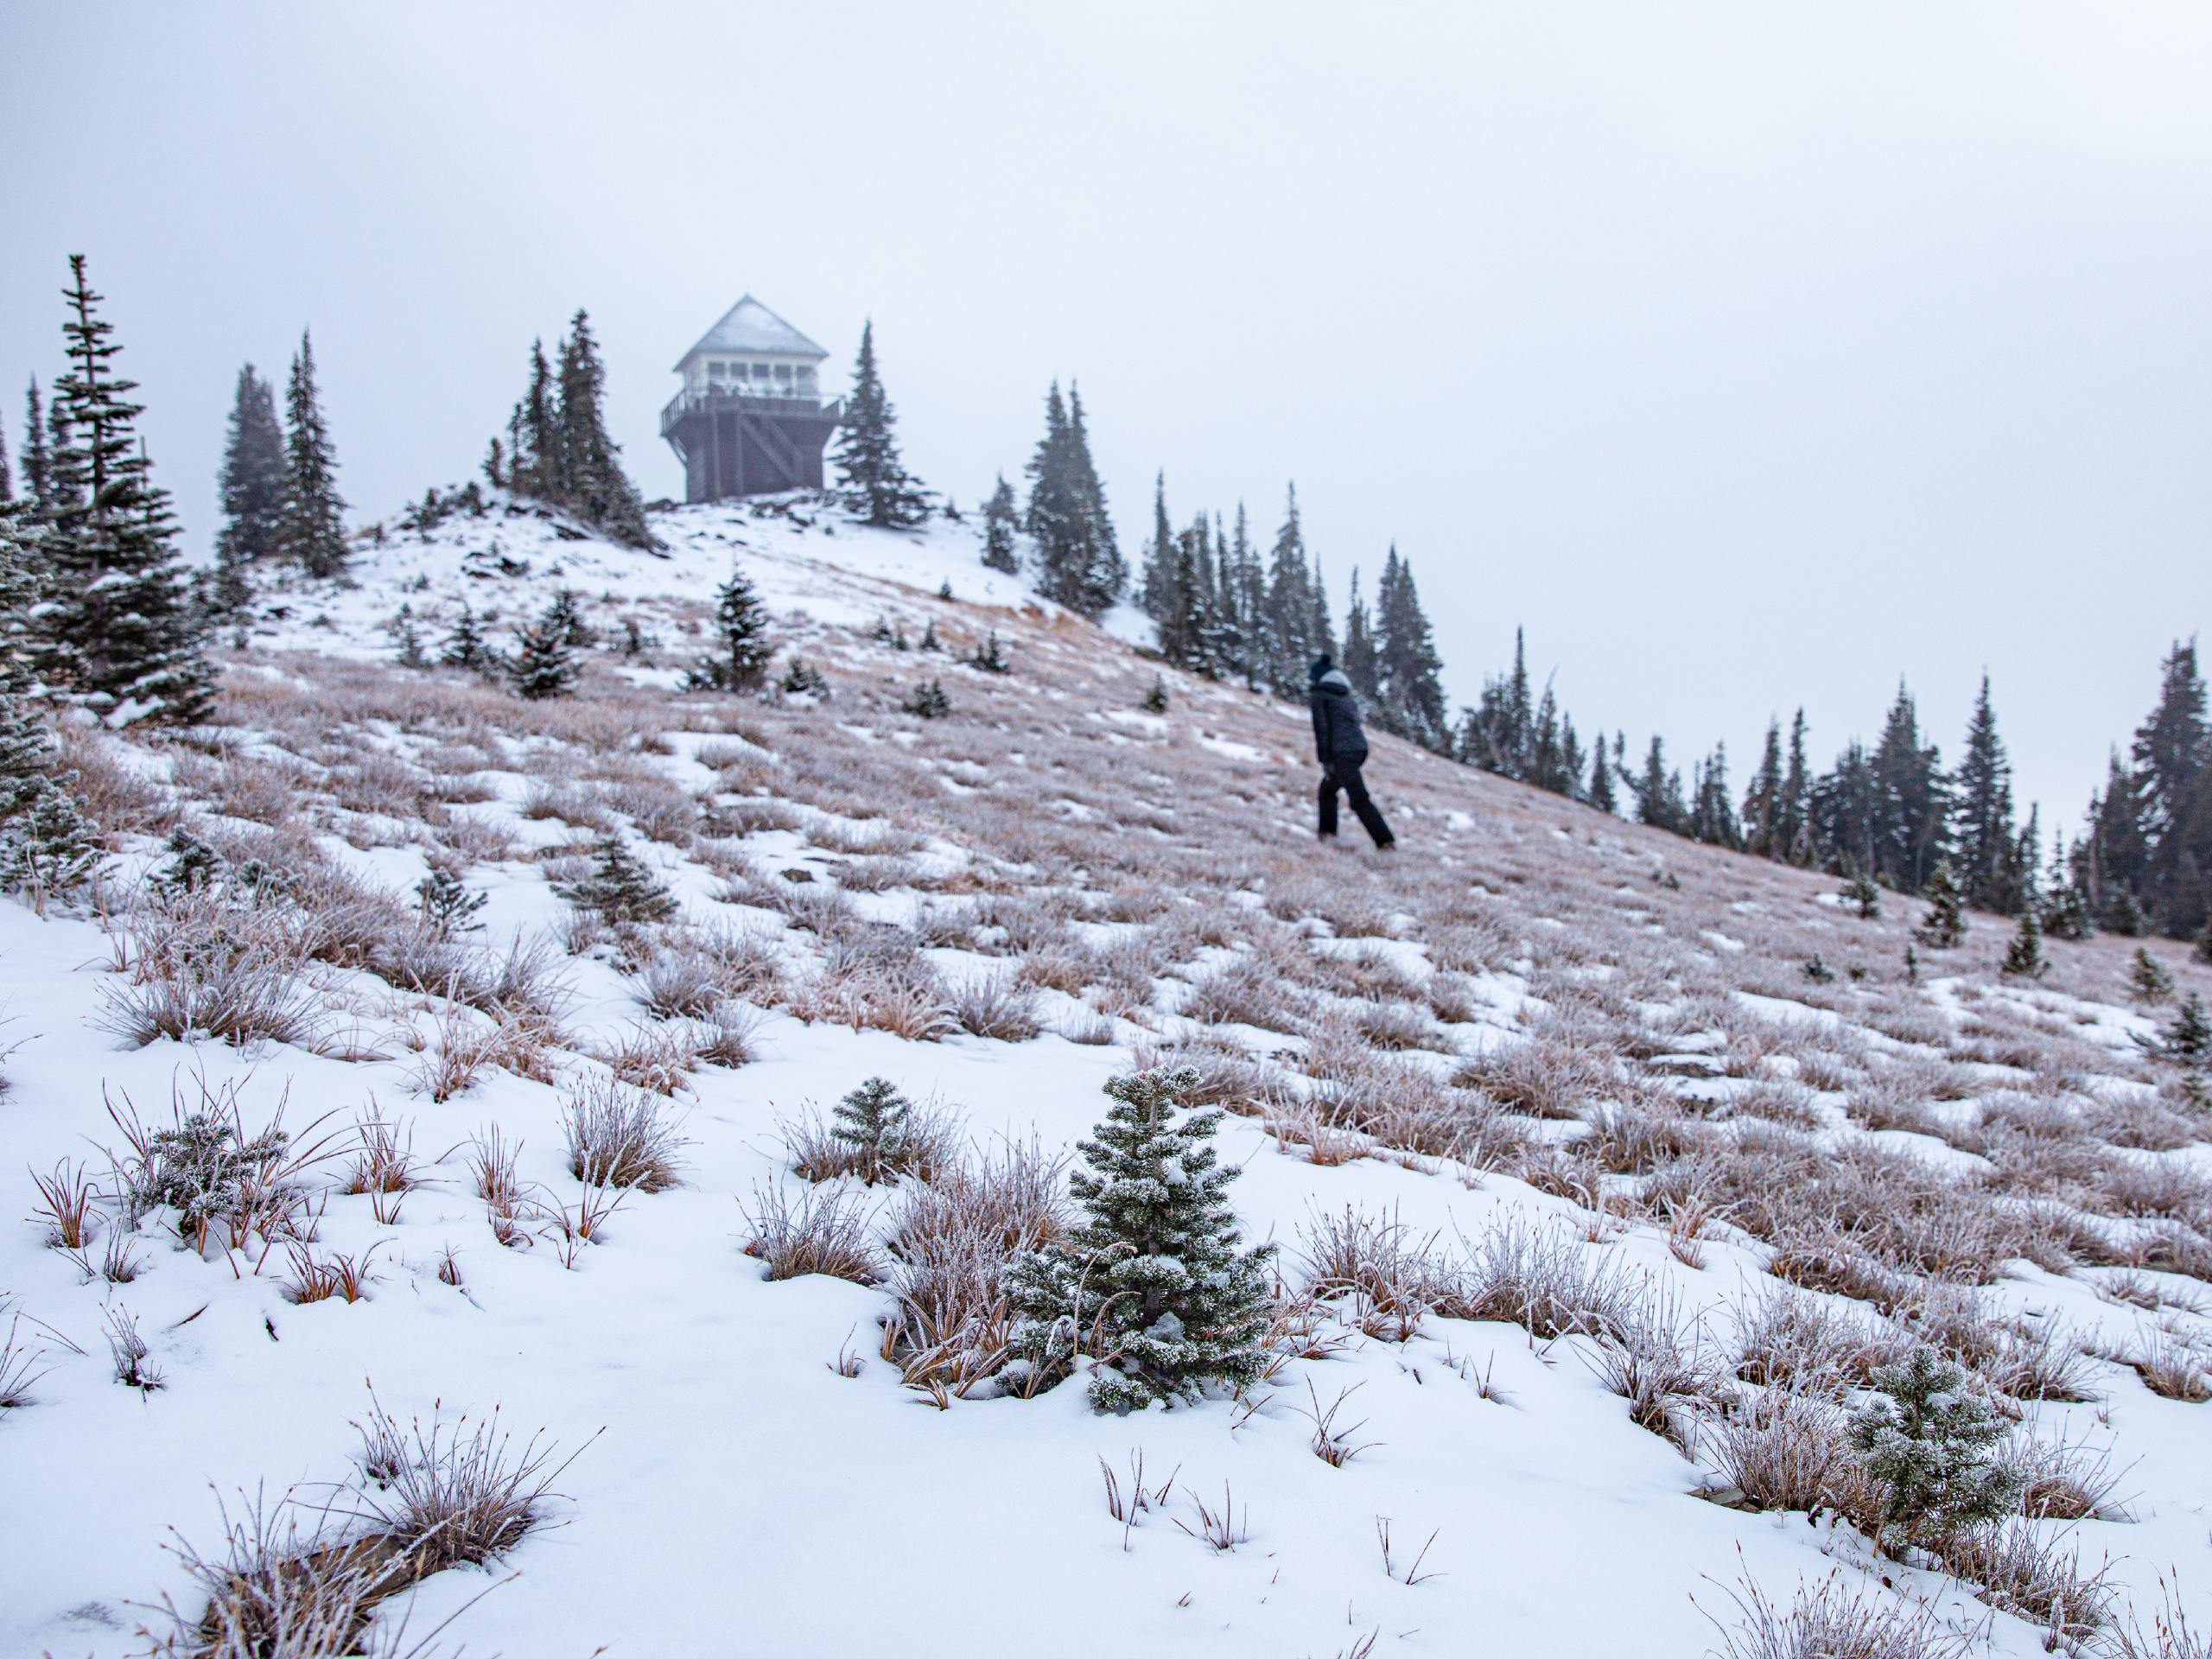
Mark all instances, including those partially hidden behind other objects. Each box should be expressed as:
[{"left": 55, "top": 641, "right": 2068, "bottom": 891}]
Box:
[{"left": 4, "top": 2, "right": 2207, "bottom": 824}]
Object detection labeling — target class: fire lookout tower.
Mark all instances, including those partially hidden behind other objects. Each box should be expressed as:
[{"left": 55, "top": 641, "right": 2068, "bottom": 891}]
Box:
[{"left": 661, "top": 296, "right": 842, "bottom": 502}]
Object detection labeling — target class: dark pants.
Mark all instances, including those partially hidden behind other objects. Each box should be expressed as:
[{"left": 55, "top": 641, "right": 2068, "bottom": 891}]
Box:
[{"left": 1319, "top": 763, "right": 1394, "bottom": 848}]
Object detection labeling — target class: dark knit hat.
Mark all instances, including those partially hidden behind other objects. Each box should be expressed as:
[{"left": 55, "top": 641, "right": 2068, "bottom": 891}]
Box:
[{"left": 1308, "top": 654, "right": 1333, "bottom": 685}]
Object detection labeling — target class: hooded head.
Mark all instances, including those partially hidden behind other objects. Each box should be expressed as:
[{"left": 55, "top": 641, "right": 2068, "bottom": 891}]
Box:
[{"left": 1307, "top": 653, "right": 1333, "bottom": 686}]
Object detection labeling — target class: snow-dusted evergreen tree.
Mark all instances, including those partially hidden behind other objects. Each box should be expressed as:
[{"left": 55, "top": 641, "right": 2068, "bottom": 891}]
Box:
[
  {"left": 687, "top": 564, "right": 772, "bottom": 691},
  {"left": 1373, "top": 547, "right": 1447, "bottom": 750},
  {"left": 274, "top": 331, "right": 348, "bottom": 580},
  {"left": 1587, "top": 735, "right": 1618, "bottom": 815},
  {"left": 1848, "top": 1346, "right": 2024, "bottom": 1555},
  {"left": 1459, "top": 627, "right": 1536, "bottom": 778},
  {"left": 562, "top": 833, "right": 675, "bottom": 924},
  {"left": 214, "top": 364, "right": 286, "bottom": 586},
  {"left": 1141, "top": 674, "right": 1169, "bottom": 715},
  {"left": 0, "top": 510, "right": 97, "bottom": 905},
  {"left": 981, "top": 474, "right": 1020, "bottom": 574},
  {"left": 966, "top": 630, "right": 1008, "bottom": 675},
  {"left": 1864, "top": 683, "right": 1949, "bottom": 894},
  {"left": 20, "top": 380, "right": 54, "bottom": 520},
  {"left": 1776, "top": 709, "right": 1813, "bottom": 863},
  {"left": 830, "top": 1077, "right": 911, "bottom": 1182},
  {"left": 507, "top": 601, "right": 580, "bottom": 700},
  {"left": 1137, "top": 472, "right": 1177, "bottom": 624},
  {"left": 1260, "top": 485, "right": 1332, "bottom": 696},
  {"left": 1222, "top": 504, "right": 1264, "bottom": 690},
  {"left": 1916, "top": 860, "right": 1967, "bottom": 948},
  {"left": 553, "top": 310, "right": 654, "bottom": 549},
  {"left": 38, "top": 257, "right": 213, "bottom": 726},
  {"left": 2000, "top": 893, "right": 2046, "bottom": 979},
  {"left": 1844, "top": 869, "right": 1882, "bottom": 920},
  {"left": 831, "top": 321, "right": 930, "bottom": 529},
  {"left": 2129, "top": 946, "right": 2175, "bottom": 1002},
  {"left": 900, "top": 677, "right": 950, "bottom": 719},
  {"left": 1005, "top": 1066, "right": 1272, "bottom": 1413},
  {"left": 1339, "top": 568, "right": 1379, "bottom": 704},
  {"left": 505, "top": 339, "right": 557, "bottom": 499},
  {"left": 0, "top": 413, "right": 10, "bottom": 504},
  {"left": 1629, "top": 736, "right": 1688, "bottom": 835},
  {"left": 2197, "top": 922, "right": 2212, "bottom": 967},
  {"left": 1023, "top": 382, "right": 1120, "bottom": 618},
  {"left": 1688, "top": 744, "right": 1740, "bottom": 849},
  {"left": 2128, "top": 641, "right": 2209, "bottom": 941},
  {"left": 1741, "top": 719, "right": 1784, "bottom": 857},
  {"left": 1950, "top": 674, "right": 2021, "bottom": 912},
  {"left": 440, "top": 602, "right": 492, "bottom": 671}
]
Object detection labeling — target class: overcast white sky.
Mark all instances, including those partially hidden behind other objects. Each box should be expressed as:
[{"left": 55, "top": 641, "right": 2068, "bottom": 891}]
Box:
[{"left": 4, "top": 3, "right": 2206, "bottom": 828}]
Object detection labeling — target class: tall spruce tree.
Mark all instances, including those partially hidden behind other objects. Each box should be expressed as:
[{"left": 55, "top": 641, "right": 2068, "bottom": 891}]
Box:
[
  {"left": 553, "top": 310, "right": 654, "bottom": 548},
  {"left": 1005, "top": 1066, "right": 1272, "bottom": 1413},
  {"left": 1372, "top": 546, "right": 1447, "bottom": 749},
  {"left": 981, "top": 474, "right": 1020, "bottom": 573},
  {"left": 1742, "top": 718, "right": 1785, "bottom": 858},
  {"left": 831, "top": 321, "right": 930, "bottom": 529},
  {"left": 1689, "top": 743, "right": 1741, "bottom": 849},
  {"left": 0, "top": 414, "right": 10, "bottom": 505},
  {"left": 0, "top": 505, "right": 97, "bottom": 903},
  {"left": 1225, "top": 504, "right": 1264, "bottom": 690},
  {"left": 1776, "top": 709, "right": 1813, "bottom": 864},
  {"left": 1023, "top": 381, "right": 1121, "bottom": 618},
  {"left": 506, "top": 339, "right": 557, "bottom": 499},
  {"left": 1262, "top": 485, "right": 1325, "bottom": 695},
  {"left": 2129, "top": 641, "right": 2209, "bottom": 940},
  {"left": 213, "top": 364, "right": 286, "bottom": 609},
  {"left": 1588, "top": 734, "right": 1618, "bottom": 815},
  {"left": 1340, "top": 568, "right": 1379, "bottom": 703},
  {"left": 1868, "top": 682, "right": 1949, "bottom": 893},
  {"left": 1952, "top": 673, "right": 2023, "bottom": 913},
  {"left": 686, "top": 564, "right": 772, "bottom": 691},
  {"left": 1631, "top": 736, "right": 1689, "bottom": 834},
  {"left": 1808, "top": 740, "right": 1879, "bottom": 878},
  {"left": 1137, "top": 471, "right": 1177, "bottom": 624},
  {"left": 508, "top": 600, "right": 580, "bottom": 700},
  {"left": 20, "top": 380, "right": 54, "bottom": 519},
  {"left": 38, "top": 257, "right": 213, "bottom": 726},
  {"left": 274, "top": 330, "right": 349, "bottom": 580}
]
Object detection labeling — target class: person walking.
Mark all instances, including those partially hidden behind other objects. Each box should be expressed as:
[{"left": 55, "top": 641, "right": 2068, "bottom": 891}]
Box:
[{"left": 1308, "top": 653, "right": 1395, "bottom": 850}]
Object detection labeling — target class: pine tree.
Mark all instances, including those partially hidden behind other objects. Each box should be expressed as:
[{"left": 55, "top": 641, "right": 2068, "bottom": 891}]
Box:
[
  {"left": 1868, "top": 682, "right": 1949, "bottom": 893},
  {"left": 20, "top": 380, "right": 54, "bottom": 519},
  {"left": 2196, "top": 921, "right": 2212, "bottom": 967},
  {"left": 1137, "top": 471, "right": 1177, "bottom": 626},
  {"left": 552, "top": 310, "right": 654, "bottom": 548},
  {"left": 416, "top": 866, "right": 488, "bottom": 938},
  {"left": 561, "top": 833, "right": 675, "bottom": 924},
  {"left": 273, "top": 331, "right": 349, "bottom": 580},
  {"left": 441, "top": 603, "right": 492, "bottom": 671},
  {"left": 1689, "top": 744, "right": 1741, "bottom": 849},
  {"left": 391, "top": 606, "right": 427, "bottom": 668},
  {"left": 1224, "top": 504, "right": 1264, "bottom": 690},
  {"left": 981, "top": 474, "right": 1020, "bottom": 574},
  {"left": 1587, "top": 735, "right": 1618, "bottom": 816},
  {"left": 1848, "top": 1346, "right": 2024, "bottom": 1555},
  {"left": 507, "top": 601, "right": 579, "bottom": 700},
  {"left": 1630, "top": 736, "right": 1688, "bottom": 834},
  {"left": 1064, "top": 387, "right": 1122, "bottom": 610},
  {"left": 830, "top": 1077, "right": 912, "bottom": 1184},
  {"left": 1339, "top": 567, "right": 1378, "bottom": 704},
  {"left": 685, "top": 565, "right": 771, "bottom": 692},
  {"left": 1005, "top": 1066, "right": 1272, "bottom": 1412},
  {"left": 2001, "top": 897, "right": 2047, "bottom": 979},
  {"left": 1952, "top": 674, "right": 2022, "bottom": 912},
  {"left": 0, "top": 509, "right": 99, "bottom": 906},
  {"left": 1844, "top": 870, "right": 1883, "bottom": 920},
  {"left": 1372, "top": 547, "right": 1447, "bottom": 749},
  {"left": 1777, "top": 709, "right": 1813, "bottom": 863},
  {"left": 918, "top": 619, "right": 940, "bottom": 653},
  {"left": 780, "top": 655, "right": 829, "bottom": 698},
  {"left": 2130, "top": 641, "right": 2210, "bottom": 941},
  {"left": 0, "top": 413, "right": 10, "bottom": 505},
  {"left": 2043, "top": 833, "right": 2096, "bottom": 943},
  {"left": 1023, "top": 382, "right": 1120, "bottom": 618},
  {"left": 2128, "top": 947, "right": 2175, "bottom": 1002},
  {"left": 1742, "top": 719, "right": 1785, "bottom": 857},
  {"left": 900, "top": 677, "right": 950, "bottom": 720},
  {"left": 544, "top": 588, "right": 592, "bottom": 651},
  {"left": 829, "top": 321, "right": 930, "bottom": 529},
  {"left": 1916, "top": 860, "right": 1967, "bottom": 948},
  {"left": 213, "top": 364, "right": 286, "bottom": 584},
  {"left": 1261, "top": 485, "right": 1327, "bottom": 696},
  {"left": 966, "top": 630, "right": 1008, "bottom": 675},
  {"left": 1141, "top": 674, "right": 1169, "bottom": 715},
  {"left": 38, "top": 257, "right": 213, "bottom": 726},
  {"left": 507, "top": 339, "right": 556, "bottom": 499}
]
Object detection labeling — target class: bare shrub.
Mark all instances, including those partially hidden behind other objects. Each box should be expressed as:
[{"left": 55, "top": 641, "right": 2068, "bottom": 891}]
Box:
[
  {"left": 741, "top": 1181, "right": 880, "bottom": 1283},
  {"left": 1, "top": 1306, "right": 49, "bottom": 1408},
  {"left": 1701, "top": 1564, "right": 1982, "bottom": 1659},
  {"left": 2116, "top": 1330, "right": 2212, "bottom": 1402},
  {"left": 1980, "top": 1316, "right": 2101, "bottom": 1403},
  {"left": 99, "top": 891, "right": 325, "bottom": 1051},
  {"left": 592, "top": 1020, "right": 700, "bottom": 1096},
  {"left": 1179, "top": 954, "right": 1311, "bottom": 1033},
  {"left": 1582, "top": 1285, "right": 1726, "bottom": 1448},
  {"left": 948, "top": 970, "right": 1043, "bottom": 1041},
  {"left": 1937, "top": 1521, "right": 2115, "bottom": 1646},
  {"left": 1300, "top": 1206, "right": 1457, "bottom": 1341},
  {"left": 1448, "top": 1211, "right": 1643, "bottom": 1341},
  {"left": 1732, "top": 1283, "right": 1903, "bottom": 1395},
  {"left": 143, "top": 1488, "right": 404, "bottom": 1659},
  {"left": 2004, "top": 1425, "right": 2132, "bottom": 1522},
  {"left": 560, "top": 1075, "right": 689, "bottom": 1191},
  {"left": 2104, "top": 1577, "right": 2212, "bottom": 1659},
  {"left": 1707, "top": 1384, "right": 1853, "bottom": 1515},
  {"left": 1453, "top": 1039, "right": 1606, "bottom": 1119},
  {"left": 636, "top": 947, "right": 725, "bottom": 1019},
  {"left": 789, "top": 942, "right": 957, "bottom": 1040},
  {"left": 30, "top": 1159, "right": 98, "bottom": 1249},
  {"left": 881, "top": 1140, "right": 1066, "bottom": 1401},
  {"left": 345, "top": 1387, "right": 590, "bottom": 1573}
]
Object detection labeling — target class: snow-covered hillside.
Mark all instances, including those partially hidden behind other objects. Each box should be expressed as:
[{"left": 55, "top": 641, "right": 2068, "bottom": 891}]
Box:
[{"left": 4, "top": 495, "right": 2210, "bottom": 1659}]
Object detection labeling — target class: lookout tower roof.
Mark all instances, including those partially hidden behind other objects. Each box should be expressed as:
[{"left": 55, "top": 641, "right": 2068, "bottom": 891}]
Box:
[{"left": 674, "top": 296, "right": 830, "bottom": 369}]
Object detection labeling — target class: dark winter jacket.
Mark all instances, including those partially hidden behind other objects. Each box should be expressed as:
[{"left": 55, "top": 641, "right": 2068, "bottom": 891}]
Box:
[{"left": 1309, "top": 670, "right": 1370, "bottom": 771}]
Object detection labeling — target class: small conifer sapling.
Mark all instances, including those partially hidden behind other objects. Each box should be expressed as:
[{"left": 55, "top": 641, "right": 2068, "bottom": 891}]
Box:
[
  {"left": 2000, "top": 904, "right": 2046, "bottom": 980},
  {"left": 1141, "top": 675, "right": 1169, "bottom": 715},
  {"left": 830, "top": 1077, "right": 912, "bottom": 1184},
  {"left": 1848, "top": 1346, "right": 2024, "bottom": 1556},
  {"left": 900, "top": 678, "right": 950, "bottom": 720},
  {"left": 1915, "top": 861, "right": 1966, "bottom": 949},
  {"left": 560, "top": 835, "right": 675, "bottom": 925},
  {"left": 2129, "top": 947, "right": 2175, "bottom": 1003}
]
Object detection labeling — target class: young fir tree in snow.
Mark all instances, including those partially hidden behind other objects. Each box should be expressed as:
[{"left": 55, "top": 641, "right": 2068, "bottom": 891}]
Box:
[
  {"left": 20, "top": 379, "right": 55, "bottom": 520},
  {"left": 416, "top": 866, "right": 487, "bottom": 938},
  {"left": 2197, "top": 921, "right": 2212, "bottom": 967},
  {"left": 1005, "top": 1066, "right": 1272, "bottom": 1413},
  {"left": 830, "top": 1077, "right": 912, "bottom": 1183},
  {"left": 545, "top": 588, "right": 593, "bottom": 651},
  {"left": 1916, "top": 860, "right": 1967, "bottom": 949},
  {"left": 2129, "top": 946, "right": 2175, "bottom": 1003},
  {"left": 507, "top": 602, "right": 580, "bottom": 701},
  {"left": 1688, "top": 744, "right": 1741, "bottom": 849},
  {"left": 1339, "top": 568, "right": 1379, "bottom": 705},
  {"left": 2139, "top": 992, "right": 2209, "bottom": 1073},
  {"left": 966, "top": 630, "right": 1008, "bottom": 675},
  {"left": 1137, "top": 472, "right": 1177, "bottom": 625},
  {"left": 780, "top": 655, "right": 829, "bottom": 698},
  {"left": 38, "top": 257, "right": 213, "bottom": 726},
  {"left": 1587, "top": 736, "right": 1618, "bottom": 816},
  {"left": 1741, "top": 718, "right": 1784, "bottom": 857},
  {"left": 1630, "top": 737, "right": 1688, "bottom": 836},
  {"left": 440, "top": 602, "right": 492, "bottom": 671},
  {"left": 831, "top": 321, "right": 931, "bottom": 529},
  {"left": 1844, "top": 869, "right": 1883, "bottom": 921},
  {"left": 900, "top": 677, "right": 950, "bottom": 720},
  {"left": 213, "top": 364, "right": 286, "bottom": 593},
  {"left": 1141, "top": 673, "right": 1169, "bottom": 715},
  {"left": 687, "top": 564, "right": 772, "bottom": 691},
  {"left": 553, "top": 310, "right": 655, "bottom": 549},
  {"left": 2000, "top": 894, "right": 2047, "bottom": 979},
  {"left": 1848, "top": 1346, "right": 2024, "bottom": 1556},
  {"left": 504, "top": 339, "right": 558, "bottom": 499},
  {"left": 274, "top": 330, "right": 349, "bottom": 580},
  {"left": 391, "top": 606, "right": 428, "bottom": 668},
  {"left": 980, "top": 474, "right": 1020, "bottom": 575},
  {"left": 562, "top": 834, "right": 675, "bottom": 925},
  {"left": 0, "top": 509, "right": 98, "bottom": 905}
]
